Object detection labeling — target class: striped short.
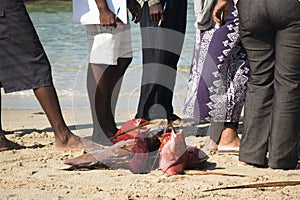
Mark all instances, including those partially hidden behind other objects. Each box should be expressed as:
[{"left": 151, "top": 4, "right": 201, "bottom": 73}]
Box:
[{"left": 86, "top": 23, "right": 133, "bottom": 65}]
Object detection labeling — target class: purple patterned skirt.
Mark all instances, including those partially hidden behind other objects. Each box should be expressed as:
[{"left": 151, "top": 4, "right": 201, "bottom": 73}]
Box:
[{"left": 183, "top": 4, "right": 250, "bottom": 123}]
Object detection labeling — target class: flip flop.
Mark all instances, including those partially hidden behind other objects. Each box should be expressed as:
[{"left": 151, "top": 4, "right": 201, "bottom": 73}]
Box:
[{"left": 217, "top": 146, "right": 239, "bottom": 154}]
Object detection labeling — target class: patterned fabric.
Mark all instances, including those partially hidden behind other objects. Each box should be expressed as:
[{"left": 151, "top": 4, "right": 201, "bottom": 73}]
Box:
[{"left": 182, "top": 4, "right": 250, "bottom": 122}]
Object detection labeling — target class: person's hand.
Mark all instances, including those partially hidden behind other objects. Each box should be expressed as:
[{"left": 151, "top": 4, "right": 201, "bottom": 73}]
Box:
[
  {"left": 212, "top": 0, "right": 231, "bottom": 27},
  {"left": 149, "top": 3, "right": 164, "bottom": 22},
  {"left": 127, "top": 0, "right": 142, "bottom": 23},
  {"left": 99, "top": 8, "right": 117, "bottom": 27}
]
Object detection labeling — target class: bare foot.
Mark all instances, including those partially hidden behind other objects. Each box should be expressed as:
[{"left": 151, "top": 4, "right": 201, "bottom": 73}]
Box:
[
  {"left": 0, "top": 133, "right": 24, "bottom": 152},
  {"left": 55, "top": 132, "right": 84, "bottom": 151},
  {"left": 217, "top": 127, "right": 240, "bottom": 151},
  {"left": 64, "top": 153, "right": 96, "bottom": 165}
]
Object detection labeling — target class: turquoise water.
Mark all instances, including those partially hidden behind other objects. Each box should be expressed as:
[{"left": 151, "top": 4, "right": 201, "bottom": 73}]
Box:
[{"left": 2, "top": 1, "right": 196, "bottom": 110}]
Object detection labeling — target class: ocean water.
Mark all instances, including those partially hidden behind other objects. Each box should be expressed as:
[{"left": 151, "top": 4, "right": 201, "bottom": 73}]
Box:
[{"left": 2, "top": 1, "right": 196, "bottom": 111}]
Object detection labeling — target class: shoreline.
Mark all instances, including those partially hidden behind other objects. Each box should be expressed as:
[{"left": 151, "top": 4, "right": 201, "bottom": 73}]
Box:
[{"left": 1, "top": 107, "right": 191, "bottom": 138}]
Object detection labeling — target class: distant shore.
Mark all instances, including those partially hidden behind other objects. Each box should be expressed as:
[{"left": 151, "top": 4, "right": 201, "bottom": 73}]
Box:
[{"left": 24, "top": 0, "right": 73, "bottom": 12}]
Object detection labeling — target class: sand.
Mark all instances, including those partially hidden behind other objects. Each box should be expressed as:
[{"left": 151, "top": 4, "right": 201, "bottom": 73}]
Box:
[{"left": 1, "top": 109, "right": 299, "bottom": 200}]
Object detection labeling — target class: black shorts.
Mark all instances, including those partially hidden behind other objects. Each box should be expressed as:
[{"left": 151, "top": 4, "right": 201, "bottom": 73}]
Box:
[{"left": 0, "top": 0, "right": 52, "bottom": 93}]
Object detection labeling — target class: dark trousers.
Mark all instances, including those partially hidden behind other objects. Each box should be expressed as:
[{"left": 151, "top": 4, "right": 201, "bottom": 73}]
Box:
[
  {"left": 135, "top": 0, "right": 187, "bottom": 121},
  {"left": 237, "top": 0, "right": 300, "bottom": 169}
]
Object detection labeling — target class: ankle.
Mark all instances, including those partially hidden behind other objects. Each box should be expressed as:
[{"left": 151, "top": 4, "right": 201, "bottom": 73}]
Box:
[
  {"left": 54, "top": 129, "right": 73, "bottom": 145},
  {"left": 218, "top": 127, "right": 240, "bottom": 146},
  {"left": 54, "top": 132, "right": 83, "bottom": 151}
]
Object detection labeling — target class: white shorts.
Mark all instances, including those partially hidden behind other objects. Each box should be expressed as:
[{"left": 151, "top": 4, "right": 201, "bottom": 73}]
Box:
[{"left": 86, "top": 23, "right": 133, "bottom": 65}]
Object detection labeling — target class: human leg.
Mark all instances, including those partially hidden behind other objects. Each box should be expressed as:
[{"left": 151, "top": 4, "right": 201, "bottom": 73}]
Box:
[
  {"left": 136, "top": 2, "right": 169, "bottom": 121},
  {"left": 218, "top": 122, "right": 240, "bottom": 149},
  {"left": 33, "top": 86, "right": 83, "bottom": 150},
  {"left": 88, "top": 58, "right": 130, "bottom": 143},
  {"left": 208, "top": 122, "right": 240, "bottom": 151},
  {"left": 0, "top": 93, "right": 2, "bottom": 132},
  {"left": 136, "top": 1, "right": 187, "bottom": 122},
  {"left": 85, "top": 22, "right": 132, "bottom": 143},
  {"left": 206, "top": 122, "right": 223, "bottom": 151},
  {"left": 109, "top": 58, "right": 131, "bottom": 118},
  {"left": 238, "top": 0, "right": 275, "bottom": 166},
  {"left": 298, "top": 140, "right": 300, "bottom": 161},
  {"left": 87, "top": 63, "right": 115, "bottom": 144},
  {"left": 238, "top": 0, "right": 300, "bottom": 169},
  {"left": 87, "top": 63, "right": 104, "bottom": 143},
  {"left": 0, "top": 92, "right": 24, "bottom": 151},
  {"left": 267, "top": 3, "right": 300, "bottom": 169}
]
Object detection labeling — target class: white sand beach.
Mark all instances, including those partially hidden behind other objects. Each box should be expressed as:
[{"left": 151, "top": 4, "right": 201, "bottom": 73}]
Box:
[{"left": 1, "top": 108, "right": 299, "bottom": 200}]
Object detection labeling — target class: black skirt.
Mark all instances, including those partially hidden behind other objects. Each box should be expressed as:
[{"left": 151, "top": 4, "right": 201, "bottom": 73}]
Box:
[{"left": 0, "top": 0, "right": 52, "bottom": 93}]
